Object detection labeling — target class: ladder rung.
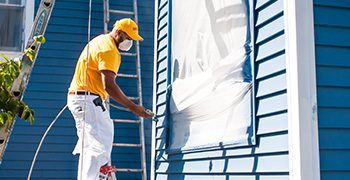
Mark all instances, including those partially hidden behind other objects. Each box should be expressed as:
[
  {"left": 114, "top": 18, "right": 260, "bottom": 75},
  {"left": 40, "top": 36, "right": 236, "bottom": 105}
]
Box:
[
  {"left": 109, "top": 9, "right": 134, "bottom": 16},
  {"left": 117, "top": 73, "right": 138, "bottom": 78},
  {"left": 120, "top": 52, "right": 137, "bottom": 56},
  {"left": 128, "top": 96, "right": 140, "bottom": 101},
  {"left": 113, "top": 119, "right": 140, "bottom": 124},
  {"left": 113, "top": 143, "right": 141, "bottom": 148},
  {"left": 107, "top": 103, "right": 130, "bottom": 111},
  {"left": 116, "top": 168, "right": 143, "bottom": 173}
]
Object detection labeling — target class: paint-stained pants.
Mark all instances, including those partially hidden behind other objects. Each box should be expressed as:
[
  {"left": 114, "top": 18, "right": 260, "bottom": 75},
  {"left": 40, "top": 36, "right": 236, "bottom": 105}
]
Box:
[{"left": 67, "top": 94, "right": 114, "bottom": 180}]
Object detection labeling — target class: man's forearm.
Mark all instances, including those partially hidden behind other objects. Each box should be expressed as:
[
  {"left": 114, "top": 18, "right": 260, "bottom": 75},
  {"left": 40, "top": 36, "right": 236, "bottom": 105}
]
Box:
[{"left": 106, "top": 82, "right": 137, "bottom": 111}]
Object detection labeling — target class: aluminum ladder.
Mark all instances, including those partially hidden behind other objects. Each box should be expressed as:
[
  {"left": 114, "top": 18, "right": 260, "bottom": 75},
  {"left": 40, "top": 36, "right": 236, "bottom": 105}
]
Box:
[
  {"left": 103, "top": 0, "right": 147, "bottom": 180},
  {"left": 0, "top": 0, "right": 56, "bottom": 162}
]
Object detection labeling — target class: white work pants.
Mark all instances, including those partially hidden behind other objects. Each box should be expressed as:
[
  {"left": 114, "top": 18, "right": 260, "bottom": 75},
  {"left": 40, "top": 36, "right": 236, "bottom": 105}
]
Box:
[{"left": 67, "top": 94, "right": 114, "bottom": 180}]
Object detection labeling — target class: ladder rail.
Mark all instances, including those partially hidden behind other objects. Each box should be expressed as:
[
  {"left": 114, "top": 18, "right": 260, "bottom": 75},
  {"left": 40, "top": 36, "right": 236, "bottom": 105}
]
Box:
[
  {"left": 103, "top": 0, "right": 147, "bottom": 179},
  {"left": 103, "top": 0, "right": 109, "bottom": 34},
  {"left": 133, "top": 0, "right": 148, "bottom": 179}
]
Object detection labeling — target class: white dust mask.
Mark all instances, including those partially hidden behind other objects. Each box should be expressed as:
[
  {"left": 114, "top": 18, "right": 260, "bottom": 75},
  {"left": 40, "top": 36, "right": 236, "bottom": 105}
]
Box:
[{"left": 118, "top": 39, "right": 133, "bottom": 51}]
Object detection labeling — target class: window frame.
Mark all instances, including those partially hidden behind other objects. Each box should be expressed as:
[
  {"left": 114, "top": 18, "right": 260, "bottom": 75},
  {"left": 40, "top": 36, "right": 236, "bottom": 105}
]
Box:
[
  {"left": 165, "top": 0, "right": 257, "bottom": 154},
  {"left": 0, "top": 0, "right": 34, "bottom": 59}
]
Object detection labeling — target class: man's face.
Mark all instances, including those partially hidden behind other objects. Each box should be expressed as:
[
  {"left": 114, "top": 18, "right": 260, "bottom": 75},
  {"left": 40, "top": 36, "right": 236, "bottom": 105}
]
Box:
[{"left": 116, "top": 30, "right": 131, "bottom": 43}]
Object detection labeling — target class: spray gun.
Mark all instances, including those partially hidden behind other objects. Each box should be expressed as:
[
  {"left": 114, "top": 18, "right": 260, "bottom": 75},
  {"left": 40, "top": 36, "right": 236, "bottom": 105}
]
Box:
[{"left": 146, "top": 109, "right": 159, "bottom": 123}]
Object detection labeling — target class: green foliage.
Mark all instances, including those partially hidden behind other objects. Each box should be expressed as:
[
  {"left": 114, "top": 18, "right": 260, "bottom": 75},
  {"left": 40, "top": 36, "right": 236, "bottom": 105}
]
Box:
[
  {"left": 34, "top": 35, "right": 46, "bottom": 44},
  {"left": 0, "top": 35, "right": 45, "bottom": 127},
  {"left": 24, "top": 48, "right": 36, "bottom": 61}
]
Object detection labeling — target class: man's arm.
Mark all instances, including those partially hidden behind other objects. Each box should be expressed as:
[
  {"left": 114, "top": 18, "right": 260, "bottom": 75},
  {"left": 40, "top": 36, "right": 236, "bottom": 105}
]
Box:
[{"left": 101, "top": 70, "right": 152, "bottom": 118}]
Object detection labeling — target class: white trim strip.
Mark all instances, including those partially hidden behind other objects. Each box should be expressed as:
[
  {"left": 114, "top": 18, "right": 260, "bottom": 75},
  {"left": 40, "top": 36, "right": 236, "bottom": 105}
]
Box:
[
  {"left": 151, "top": 0, "right": 160, "bottom": 179},
  {"left": 0, "top": 3, "right": 24, "bottom": 7},
  {"left": 24, "top": 0, "right": 35, "bottom": 48},
  {"left": 284, "top": 0, "right": 320, "bottom": 179}
]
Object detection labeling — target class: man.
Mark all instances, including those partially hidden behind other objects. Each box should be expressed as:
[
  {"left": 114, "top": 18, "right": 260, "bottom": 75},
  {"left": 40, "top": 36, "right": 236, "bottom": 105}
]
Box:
[{"left": 67, "top": 18, "right": 152, "bottom": 180}]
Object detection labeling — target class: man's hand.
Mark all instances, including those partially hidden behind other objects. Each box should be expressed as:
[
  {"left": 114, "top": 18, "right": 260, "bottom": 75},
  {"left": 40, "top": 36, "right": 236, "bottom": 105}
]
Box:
[{"left": 130, "top": 105, "right": 153, "bottom": 119}]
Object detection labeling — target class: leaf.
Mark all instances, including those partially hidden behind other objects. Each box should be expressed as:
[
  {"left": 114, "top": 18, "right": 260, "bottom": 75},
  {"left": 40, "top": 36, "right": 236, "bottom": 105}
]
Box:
[
  {"left": 0, "top": 112, "right": 9, "bottom": 127},
  {"left": 24, "top": 48, "right": 36, "bottom": 61},
  {"left": 0, "top": 53, "right": 10, "bottom": 62},
  {"left": 17, "top": 102, "right": 25, "bottom": 117},
  {"left": 5, "top": 98, "right": 18, "bottom": 112},
  {"left": 28, "top": 109, "right": 34, "bottom": 124},
  {"left": 7, "top": 111, "right": 16, "bottom": 127},
  {"left": 13, "top": 57, "right": 22, "bottom": 68},
  {"left": 33, "top": 35, "right": 46, "bottom": 44},
  {"left": 0, "top": 90, "right": 8, "bottom": 104},
  {"left": 21, "top": 108, "right": 30, "bottom": 120},
  {"left": 4, "top": 74, "right": 13, "bottom": 89}
]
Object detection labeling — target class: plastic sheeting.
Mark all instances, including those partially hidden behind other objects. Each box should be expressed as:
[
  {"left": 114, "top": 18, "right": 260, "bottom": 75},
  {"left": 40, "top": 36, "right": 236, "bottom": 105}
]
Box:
[{"left": 169, "top": 0, "right": 253, "bottom": 150}]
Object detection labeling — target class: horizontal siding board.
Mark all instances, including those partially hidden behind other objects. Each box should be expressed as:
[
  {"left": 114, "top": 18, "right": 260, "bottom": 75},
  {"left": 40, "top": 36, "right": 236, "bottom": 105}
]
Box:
[
  {"left": 318, "top": 107, "right": 350, "bottom": 128},
  {"left": 315, "top": 45, "right": 350, "bottom": 67},
  {"left": 315, "top": 25, "right": 350, "bottom": 47},
  {"left": 155, "top": 116, "right": 166, "bottom": 128},
  {"left": 157, "top": 59, "right": 167, "bottom": 73},
  {"left": 158, "top": 38, "right": 168, "bottom": 52},
  {"left": 256, "top": 113, "right": 288, "bottom": 135},
  {"left": 319, "top": 150, "right": 350, "bottom": 171},
  {"left": 256, "top": 93, "right": 287, "bottom": 116},
  {"left": 255, "top": 0, "right": 274, "bottom": 10},
  {"left": 255, "top": 0, "right": 283, "bottom": 27},
  {"left": 158, "top": 2, "right": 168, "bottom": 21},
  {"left": 156, "top": 154, "right": 288, "bottom": 173},
  {"left": 317, "top": 87, "right": 350, "bottom": 108},
  {"left": 158, "top": 14, "right": 168, "bottom": 32},
  {"left": 314, "top": 6, "right": 350, "bottom": 28},
  {"left": 157, "top": 48, "right": 168, "bottom": 62},
  {"left": 316, "top": 66, "right": 350, "bottom": 87},
  {"left": 314, "top": 0, "right": 350, "bottom": 8},
  {"left": 256, "top": 15, "right": 284, "bottom": 44},
  {"left": 256, "top": 54, "right": 285, "bottom": 79},
  {"left": 319, "top": 129, "right": 350, "bottom": 150},
  {"left": 321, "top": 172, "right": 350, "bottom": 180},
  {"left": 156, "top": 93, "right": 167, "bottom": 105},
  {"left": 256, "top": 73, "right": 286, "bottom": 97},
  {"left": 256, "top": 34, "right": 285, "bottom": 61}
]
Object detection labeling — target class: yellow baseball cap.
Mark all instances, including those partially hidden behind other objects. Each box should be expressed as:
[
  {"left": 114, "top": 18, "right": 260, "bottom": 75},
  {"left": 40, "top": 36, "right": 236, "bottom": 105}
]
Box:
[{"left": 113, "top": 18, "right": 143, "bottom": 41}]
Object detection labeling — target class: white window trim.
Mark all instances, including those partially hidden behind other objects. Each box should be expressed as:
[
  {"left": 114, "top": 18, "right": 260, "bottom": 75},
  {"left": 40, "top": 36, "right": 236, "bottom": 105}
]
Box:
[
  {"left": 284, "top": 0, "right": 320, "bottom": 179},
  {"left": 0, "top": 0, "right": 34, "bottom": 59},
  {"left": 151, "top": 0, "right": 159, "bottom": 179}
]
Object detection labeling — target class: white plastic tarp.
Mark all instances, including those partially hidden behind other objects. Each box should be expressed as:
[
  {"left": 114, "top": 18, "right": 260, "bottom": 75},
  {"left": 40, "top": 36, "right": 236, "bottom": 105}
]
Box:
[{"left": 169, "top": 0, "right": 252, "bottom": 150}]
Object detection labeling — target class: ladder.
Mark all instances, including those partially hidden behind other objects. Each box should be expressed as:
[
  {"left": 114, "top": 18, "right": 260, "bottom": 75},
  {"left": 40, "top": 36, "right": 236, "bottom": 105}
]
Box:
[
  {"left": 103, "top": 0, "right": 147, "bottom": 180},
  {"left": 0, "top": 0, "right": 56, "bottom": 162}
]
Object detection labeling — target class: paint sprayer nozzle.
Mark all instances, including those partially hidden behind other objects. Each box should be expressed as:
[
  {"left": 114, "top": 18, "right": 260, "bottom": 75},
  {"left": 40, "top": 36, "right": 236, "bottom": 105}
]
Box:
[{"left": 146, "top": 109, "right": 158, "bottom": 122}]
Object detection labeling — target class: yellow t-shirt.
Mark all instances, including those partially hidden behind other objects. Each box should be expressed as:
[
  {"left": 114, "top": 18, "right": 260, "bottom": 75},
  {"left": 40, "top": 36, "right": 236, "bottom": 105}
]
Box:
[{"left": 69, "top": 34, "right": 121, "bottom": 100}]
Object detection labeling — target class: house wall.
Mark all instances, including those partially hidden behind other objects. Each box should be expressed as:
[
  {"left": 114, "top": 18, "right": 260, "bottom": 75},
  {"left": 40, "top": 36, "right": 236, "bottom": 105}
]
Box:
[
  {"left": 313, "top": 0, "right": 350, "bottom": 179},
  {"left": 153, "top": 0, "right": 290, "bottom": 179},
  {"left": 0, "top": 0, "right": 154, "bottom": 179}
]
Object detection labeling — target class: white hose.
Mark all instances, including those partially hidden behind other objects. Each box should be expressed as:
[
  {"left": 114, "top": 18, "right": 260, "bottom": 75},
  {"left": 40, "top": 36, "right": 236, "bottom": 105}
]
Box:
[
  {"left": 27, "top": 104, "right": 68, "bottom": 180},
  {"left": 80, "top": 0, "right": 93, "bottom": 178}
]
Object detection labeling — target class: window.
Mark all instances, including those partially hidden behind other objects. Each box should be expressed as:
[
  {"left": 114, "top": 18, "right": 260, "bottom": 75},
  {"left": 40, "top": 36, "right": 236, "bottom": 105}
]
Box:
[
  {"left": 0, "top": 0, "right": 33, "bottom": 54},
  {"left": 167, "top": 0, "right": 255, "bottom": 152}
]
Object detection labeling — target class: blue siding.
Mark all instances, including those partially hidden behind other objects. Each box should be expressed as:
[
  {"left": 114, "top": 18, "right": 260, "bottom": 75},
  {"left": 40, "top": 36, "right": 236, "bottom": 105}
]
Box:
[
  {"left": 313, "top": 0, "right": 350, "bottom": 179},
  {"left": 0, "top": 0, "right": 154, "bottom": 179},
  {"left": 154, "top": 0, "right": 289, "bottom": 179}
]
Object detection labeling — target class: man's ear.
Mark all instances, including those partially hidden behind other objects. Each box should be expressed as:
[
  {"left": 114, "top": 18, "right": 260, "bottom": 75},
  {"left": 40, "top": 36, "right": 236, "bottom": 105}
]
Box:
[{"left": 114, "top": 29, "right": 120, "bottom": 38}]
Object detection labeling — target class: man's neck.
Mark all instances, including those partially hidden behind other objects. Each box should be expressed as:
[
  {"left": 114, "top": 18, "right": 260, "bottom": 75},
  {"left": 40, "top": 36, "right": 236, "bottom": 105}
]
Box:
[{"left": 109, "top": 32, "right": 120, "bottom": 47}]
